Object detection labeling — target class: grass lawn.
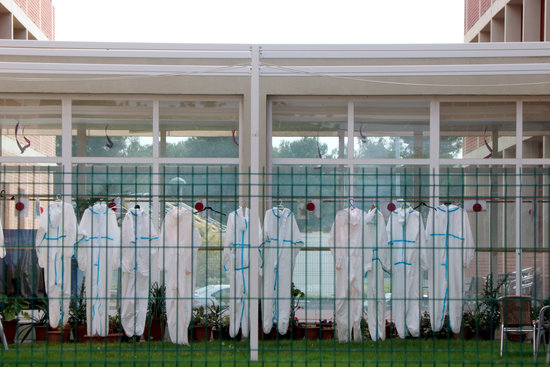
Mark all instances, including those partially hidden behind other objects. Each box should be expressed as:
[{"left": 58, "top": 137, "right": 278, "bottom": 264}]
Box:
[{"left": 0, "top": 338, "right": 543, "bottom": 366}]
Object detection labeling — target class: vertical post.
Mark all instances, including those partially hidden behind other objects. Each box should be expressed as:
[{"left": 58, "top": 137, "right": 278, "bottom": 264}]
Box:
[
  {"left": 249, "top": 45, "right": 260, "bottom": 361},
  {"left": 429, "top": 99, "right": 440, "bottom": 208},
  {"left": 61, "top": 98, "right": 72, "bottom": 203},
  {"left": 152, "top": 100, "right": 160, "bottom": 228},
  {"left": 515, "top": 101, "right": 523, "bottom": 295},
  {"left": 347, "top": 102, "right": 354, "bottom": 197}
]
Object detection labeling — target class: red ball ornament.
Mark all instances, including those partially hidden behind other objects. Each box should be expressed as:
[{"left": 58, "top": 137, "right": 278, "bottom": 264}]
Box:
[
  {"left": 15, "top": 202, "right": 25, "bottom": 211},
  {"left": 195, "top": 202, "right": 204, "bottom": 211},
  {"left": 108, "top": 202, "right": 117, "bottom": 211},
  {"left": 473, "top": 203, "right": 482, "bottom": 212},
  {"left": 306, "top": 202, "right": 315, "bottom": 211},
  {"left": 387, "top": 203, "right": 396, "bottom": 212},
  {"left": 40, "top": 207, "right": 44, "bottom": 214}
]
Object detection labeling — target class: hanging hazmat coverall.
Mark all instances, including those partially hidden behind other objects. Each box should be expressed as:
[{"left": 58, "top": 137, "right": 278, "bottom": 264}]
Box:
[
  {"left": 329, "top": 207, "right": 369, "bottom": 342},
  {"left": 121, "top": 208, "right": 159, "bottom": 337},
  {"left": 36, "top": 202, "right": 77, "bottom": 328},
  {"left": 0, "top": 215, "right": 4, "bottom": 259},
  {"left": 386, "top": 207, "right": 425, "bottom": 339},
  {"left": 159, "top": 206, "right": 201, "bottom": 345},
  {"left": 364, "top": 208, "right": 390, "bottom": 341},
  {"left": 262, "top": 207, "right": 303, "bottom": 335},
  {"left": 77, "top": 202, "right": 121, "bottom": 337},
  {"left": 222, "top": 207, "right": 260, "bottom": 338},
  {"left": 422, "top": 204, "right": 474, "bottom": 334}
]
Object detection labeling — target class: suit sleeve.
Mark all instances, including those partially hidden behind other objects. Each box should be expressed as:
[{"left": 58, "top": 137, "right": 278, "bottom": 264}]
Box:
[
  {"left": 421, "top": 210, "right": 434, "bottom": 271},
  {"left": 109, "top": 210, "right": 121, "bottom": 270},
  {"left": 376, "top": 212, "right": 391, "bottom": 273},
  {"left": 222, "top": 212, "right": 234, "bottom": 272},
  {"left": 462, "top": 210, "right": 475, "bottom": 269},
  {"left": 35, "top": 207, "right": 49, "bottom": 268},
  {"left": 121, "top": 213, "right": 134, "bottom": 273},
  {"left": 77, "top": 209, "right": 90, "bottom": 272},
  {"left": 63, "top": 204, "right": 77, "bottom": 259}
]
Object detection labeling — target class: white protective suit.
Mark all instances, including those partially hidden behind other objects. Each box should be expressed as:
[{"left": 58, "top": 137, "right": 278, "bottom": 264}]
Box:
[
  {"left": 77, "top": 202, "right": 121, "bottom": 337},
  {"left": 422, "top": 204, "right": 474, "bottom": 334},
  {"left": 222, "top": 207, "right": 260, "bottom": 338},
  {"left": 159, "top": 207, "right": 201, "bottom": 345},
  {"left": 35, "top": 202, "right": 77, "bottom": 328},
  {"left": 386, "top": 207, "right": 425, "bottom": 339},
  {"left": 121, "top": 208, "right": 159, "bottom": 337},
  {"left": 329, "top": 207, "right": 369, "bottom": 342},
  {"left": 364, "top": 208, "right": 390, "bottom": 341},
  {"left": 262, "top": 207, "right": 303, "bottom": 335}
]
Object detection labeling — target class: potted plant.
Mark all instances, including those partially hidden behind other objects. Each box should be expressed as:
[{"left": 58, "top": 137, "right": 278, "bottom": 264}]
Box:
[
  {"left": 21, "top": 297, "right": 49, "bottom": 342},
  {"left": 107, "top": 312, "right": 123, "bottom": 342},
  {"left": 475, "top": 274, "right": 506, "bottom": 340},
  {"left": 144, "top": 282, "right": 166, "bottom": 341},
  {"left": 289, "top": 282, "right": 305, "bottom": 340},
  {"left": 209, "top": 303, "right": 229, "bottom": 340},
  {"left": 190, "top": 307, "right": 212, "bottom": 342},
  {"left": 0, "top": 295, "right": 29, "bottom": 344},
  {"left": 68, "top": 280, "right": 87, "bottom": 342},
  {"left": 318, "top": 319, "right": 334, "bottom": 340},
  {"left": 462, "top": 310, "right": 476, "bottom": 340}
]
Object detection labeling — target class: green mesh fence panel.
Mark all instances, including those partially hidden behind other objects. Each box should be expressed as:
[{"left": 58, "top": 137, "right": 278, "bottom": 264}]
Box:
[{"left": 0, "top": 165, "right": 548, "bottom": 366}]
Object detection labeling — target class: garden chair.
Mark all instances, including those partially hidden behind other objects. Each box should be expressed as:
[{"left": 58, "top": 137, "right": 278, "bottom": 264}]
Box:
[
  {"left": 535, "top": 305, "right": 550, "bottom": 363},
  {"left": 499, "top": 296, "right": 535, "bottom": 357}
]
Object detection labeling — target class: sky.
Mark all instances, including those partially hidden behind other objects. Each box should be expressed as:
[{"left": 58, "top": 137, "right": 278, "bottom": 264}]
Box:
[{"left": 52, "top": 0, "right": 465, "bottom": 44}]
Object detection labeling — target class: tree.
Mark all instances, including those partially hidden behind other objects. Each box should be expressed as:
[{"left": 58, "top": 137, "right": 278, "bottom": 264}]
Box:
[{"left": 272, "top": 137, "right": 330, "bottom": 159}]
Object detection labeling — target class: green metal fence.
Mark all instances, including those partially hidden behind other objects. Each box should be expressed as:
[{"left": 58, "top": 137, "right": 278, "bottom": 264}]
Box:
[{"left": 0, "top": 165, "right": 548, "bottom": 366}]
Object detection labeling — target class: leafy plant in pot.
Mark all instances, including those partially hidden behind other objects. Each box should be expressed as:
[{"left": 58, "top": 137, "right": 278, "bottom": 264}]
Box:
[
  {"left": 68, "top": 279, "right": 87, "bottom": 342},
  {"left": 21, "top": 297, "right": 49, "bottom": 342},
  {"left": 289, "top": 282, "right": 305, "bottom": 340},
  {"left": 191, "top": 306, "right": 212, "bottom": 342},
  {"left": 208, "top": 303, "right": 229, "bottom": 340},
  {"left": 145, "top": 282, "right": 166, "bottom": 341},
  {"left": 475, "top": 273, "right": 507, "bottom": 340},
  {"left": 0, "top": 295, "right": 29, "bottom": 344}
]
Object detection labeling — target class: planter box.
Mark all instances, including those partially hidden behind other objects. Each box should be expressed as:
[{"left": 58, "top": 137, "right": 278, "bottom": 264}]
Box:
[
  {"left": 83, "top": 333, "right": 123, "bottom": 343},
  {"left": 144, "top": 318, "right": 165, "bottom": 341},
  {"left": 320, "top": 328, "right": 334, "bottom": 340},
  {"left": 34, "top": 325, "right": 47, "bottom": 341},
  {"left": 3, "top": 320, "right": 18, "bottom": 344},
  {"left": 71, "top": 325, "right": 87, "bottom": 342},
  {"left": 48, "top": 326, "right": 71, "bottom": 343},
  {"left": 305, "top": 326, "right": 320, "bottom": 341},
  {"left": 190, "top": 326, "right": 212, "bottom": 342}
]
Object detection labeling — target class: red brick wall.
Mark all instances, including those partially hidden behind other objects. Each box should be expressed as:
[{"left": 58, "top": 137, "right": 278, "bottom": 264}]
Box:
[
  {"left": 465, "top": 0, "right": 499, "bottom": 34},
  {"left": 11, "top": 0, "right": 55, "bottom": 40}
]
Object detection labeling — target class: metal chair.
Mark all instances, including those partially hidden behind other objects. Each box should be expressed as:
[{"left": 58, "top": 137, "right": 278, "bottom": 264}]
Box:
[
  {"left": 535, "top": 305, "right": 550, "bottom": 363},
  {"left": 499, "top": 296, "right": 536, "bottom": 357}
]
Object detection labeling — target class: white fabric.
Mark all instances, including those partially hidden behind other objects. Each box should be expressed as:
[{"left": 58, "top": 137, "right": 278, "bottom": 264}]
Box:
[
  {"left": 77, "top": 203, "right": 121, "bottom": 337},
  {"left": 329, "top": 207, "right": 368, "bottom": 342},
  {"left": 422, "top": 205, "right": 475, "bottom": 334},
  {"left": 35, "top": 202, "right": 77, "bottom": 328},
  {"left": 222, "top": 207, "right": 260, "bottom": 338},
  {"left": 158, "top": 207, "right": 201, "bottom": 345},
  {"left": 364, "top": 208, "right": 390, "bottom": 341},
  {"left": 120, "top": 208, "right": 159, "bottom": 337},
  {"left": 386, "top": 207, "right": 425, "bottom": 339},
  {"left": 261, "top": 207, "right": 303, "bottom": 335}
]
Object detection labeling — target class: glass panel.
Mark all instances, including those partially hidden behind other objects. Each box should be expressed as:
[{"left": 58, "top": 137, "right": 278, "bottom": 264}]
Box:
[
  {"left": 159, "top": 100, "right": 239, "bottom": 158},
  {"left": 72, "top": 100, "right": 153, "bottom": 157},
  {"left": 523, "top": 102, "right": 550, "bottom": 158},
  {"left": 0, "top": 99, "right": 61, "bottom": 157},
  {"left": 440, "top": 102, "right": 516, "bottom": 159},
  {"left": 272, "top": 100, "right": 348, "bottom": 159},
  {"left": 354, "top": 100, "right": 430, "bottom": 159},
  {"left": 439, "top": 165, "right": 516, "bottom": 250},
  {"left": 520, "top": 166, "right": 549, "bottom": 250}
]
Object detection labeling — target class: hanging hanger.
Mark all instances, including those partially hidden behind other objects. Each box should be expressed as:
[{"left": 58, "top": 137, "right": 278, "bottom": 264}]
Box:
[
  {"left": 413, "top": 201, "right": 435, "bottom": 210},
  {"left": 349, "top": 198, "right": 355, "bottom": 210},
  {"left": 194, "top": 206, "right": 226, "bottom": 216},
  {"left": 278, "top": 200, "right": 285, "bottom": 211},
  {"left": 240, "top": 199, "right": 247, "bottom": 209},
  {"left": 370, "top": 204, "right": 377, "bottom": 211}
]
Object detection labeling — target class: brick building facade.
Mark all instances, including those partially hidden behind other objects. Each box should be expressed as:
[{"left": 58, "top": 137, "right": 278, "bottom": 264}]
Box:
[{"left": 0, "top": 0, "right": 54, "bottom": 40}]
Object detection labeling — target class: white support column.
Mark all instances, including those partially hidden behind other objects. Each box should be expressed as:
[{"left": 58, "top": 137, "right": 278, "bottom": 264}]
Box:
[
  {"left": 249, "top": 45, "right": 260, "bottom": 362},
  {"left": 515, "top": 101, "right": 523, "bottom": 295},
  {"left": 347, "top": 102, "right": 354, "bottom": 197},
  {"left": 61, "top": 98, "right": 72, "bottom": 204},
  {"left": 523, "top": 0, "right": 542, "bottom": 41},
  {"left": 546, "top": 0, "right": 550, "bottom": 41},
  {"left": 429, "top": 99, "right": 440, "bottom": 207},
  {"left": 505, "top": 3, "right": 522, "bottom": 42},
  {"left": 152, "top": 100, "right": 160, "bottom": 228}
]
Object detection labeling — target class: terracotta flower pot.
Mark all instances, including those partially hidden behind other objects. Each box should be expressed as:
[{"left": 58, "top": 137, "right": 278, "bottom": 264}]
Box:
[
  {"left": 320, "top": 328, "right": 334, "bottom": 340},
  {"left": 34, "top": 325, "right": 48, "bottom": 341},
  {"left": 72, "top": 325, "right": 87, "bottom": 342},
  {"left": 191, "top": 326, "right": 212, "bottom": 342},
  {"left": 83, "top": 333, "right": 123, "bottom": 343},
  {"left": 144, "top": 318, "right": 165, "bottom": 341},
  {"left": 48, "top": 326, "right": 71, "bottom": 343},
  {"left": 291, "top": 325, "right": 305, "bottom": 340},
  {"left": 3, "top": 320, "right": 18, "bottom": 344},
  {"left": 305, "top": 326, "right": 320, "bottom": 341}
]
